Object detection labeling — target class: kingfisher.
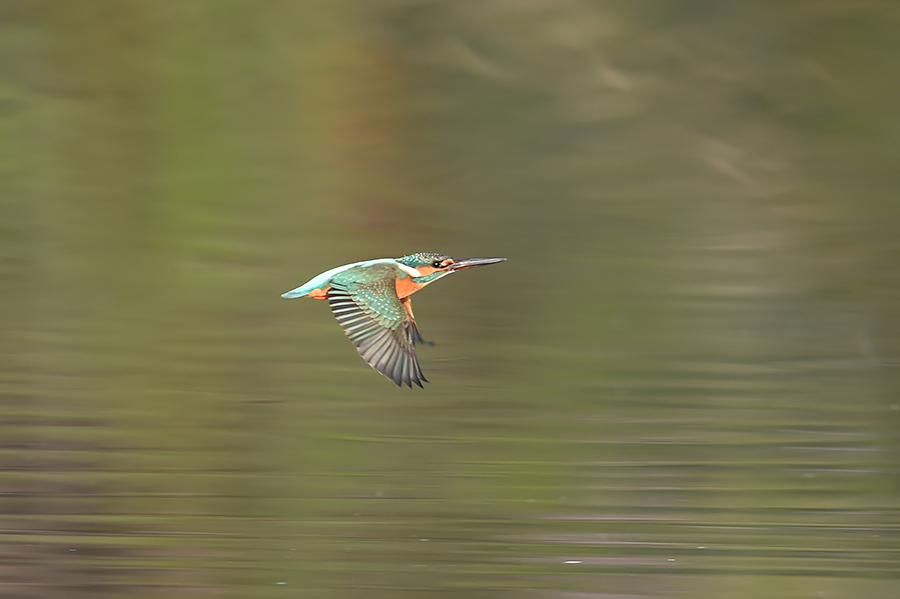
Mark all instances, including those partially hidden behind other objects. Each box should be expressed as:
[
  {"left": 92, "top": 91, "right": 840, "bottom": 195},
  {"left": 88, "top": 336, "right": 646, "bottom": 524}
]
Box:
[{"left": 281, "top": 252, "right": 506, "bottom": 387}]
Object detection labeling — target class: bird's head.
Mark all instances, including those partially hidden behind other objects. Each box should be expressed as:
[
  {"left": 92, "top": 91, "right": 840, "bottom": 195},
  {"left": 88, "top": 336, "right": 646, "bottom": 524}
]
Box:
[{"left": 397, "top": 252, "right": 506, "bottom": 283}]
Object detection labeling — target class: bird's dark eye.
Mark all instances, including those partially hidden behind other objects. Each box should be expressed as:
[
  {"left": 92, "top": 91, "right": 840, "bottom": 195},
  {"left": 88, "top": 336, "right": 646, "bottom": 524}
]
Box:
[{"left": 432, "top": 260, "right": 443, "bottom": 268}]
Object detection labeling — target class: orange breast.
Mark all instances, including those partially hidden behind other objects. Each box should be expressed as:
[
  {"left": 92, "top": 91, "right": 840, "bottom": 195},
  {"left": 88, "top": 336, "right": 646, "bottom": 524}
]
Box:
[{"left": 395, "top": 277, "right": 425, "bottom": 299}]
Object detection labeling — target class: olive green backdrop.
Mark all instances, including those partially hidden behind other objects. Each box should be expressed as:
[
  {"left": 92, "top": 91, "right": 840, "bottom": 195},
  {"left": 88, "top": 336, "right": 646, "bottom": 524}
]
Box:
[{"left": 1, "top": 2, "right": 898, "bottom": 597}]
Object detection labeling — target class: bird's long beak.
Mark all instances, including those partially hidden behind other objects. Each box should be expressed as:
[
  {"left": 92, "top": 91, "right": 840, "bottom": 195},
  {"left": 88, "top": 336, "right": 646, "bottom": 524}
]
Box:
[{"left": 448, "top": 257, "right": 507, "bottom": 271}]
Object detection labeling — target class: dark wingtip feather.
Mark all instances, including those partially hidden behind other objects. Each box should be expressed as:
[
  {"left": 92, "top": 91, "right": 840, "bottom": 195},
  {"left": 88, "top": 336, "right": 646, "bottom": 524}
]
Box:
[{"left": 328, "top": 284, "right": 431, "bottom": 389}]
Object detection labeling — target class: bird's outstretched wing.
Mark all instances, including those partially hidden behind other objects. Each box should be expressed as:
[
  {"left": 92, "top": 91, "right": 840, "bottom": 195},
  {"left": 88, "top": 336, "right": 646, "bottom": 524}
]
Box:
[{"left": 328, "top": 265, "right": 428, "bottom": 387}]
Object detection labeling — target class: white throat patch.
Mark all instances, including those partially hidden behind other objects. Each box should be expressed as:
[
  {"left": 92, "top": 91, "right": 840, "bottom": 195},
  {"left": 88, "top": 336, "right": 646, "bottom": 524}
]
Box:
[{"left": 396, "top": 263, "right": 423, "bottom": 278}]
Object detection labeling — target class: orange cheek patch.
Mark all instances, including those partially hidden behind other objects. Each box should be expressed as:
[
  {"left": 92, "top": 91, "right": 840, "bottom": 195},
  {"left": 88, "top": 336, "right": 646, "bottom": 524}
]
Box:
[{"left": 395, "top": 277, "right": 425, "bottom": 299}]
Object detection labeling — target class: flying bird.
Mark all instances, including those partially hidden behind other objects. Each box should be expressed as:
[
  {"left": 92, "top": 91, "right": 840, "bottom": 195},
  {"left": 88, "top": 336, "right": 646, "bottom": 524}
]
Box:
[{"left": 281, "top": 252, "right": 506, "bottom": 387}]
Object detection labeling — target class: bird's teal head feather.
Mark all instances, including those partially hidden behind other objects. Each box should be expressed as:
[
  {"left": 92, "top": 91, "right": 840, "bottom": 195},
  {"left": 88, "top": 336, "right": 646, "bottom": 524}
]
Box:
[
  {"left": 397, "top": 252, "right": 451, "bottom": 269},
  {"left": 396, "top": 252, "right": 455, "bottom": 284}
]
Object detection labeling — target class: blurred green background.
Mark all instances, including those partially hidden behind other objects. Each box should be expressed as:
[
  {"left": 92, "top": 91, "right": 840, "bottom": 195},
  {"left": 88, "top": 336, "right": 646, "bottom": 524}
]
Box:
[{"left": 1, "top": 1, "right": 899, "bottom": 597}]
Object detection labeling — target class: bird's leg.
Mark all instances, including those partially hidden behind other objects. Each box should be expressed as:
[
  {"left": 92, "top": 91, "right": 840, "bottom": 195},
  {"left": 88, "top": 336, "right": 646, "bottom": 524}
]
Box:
[{"left": 400, "top": 297, "right": 433, "bottom": 346}]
